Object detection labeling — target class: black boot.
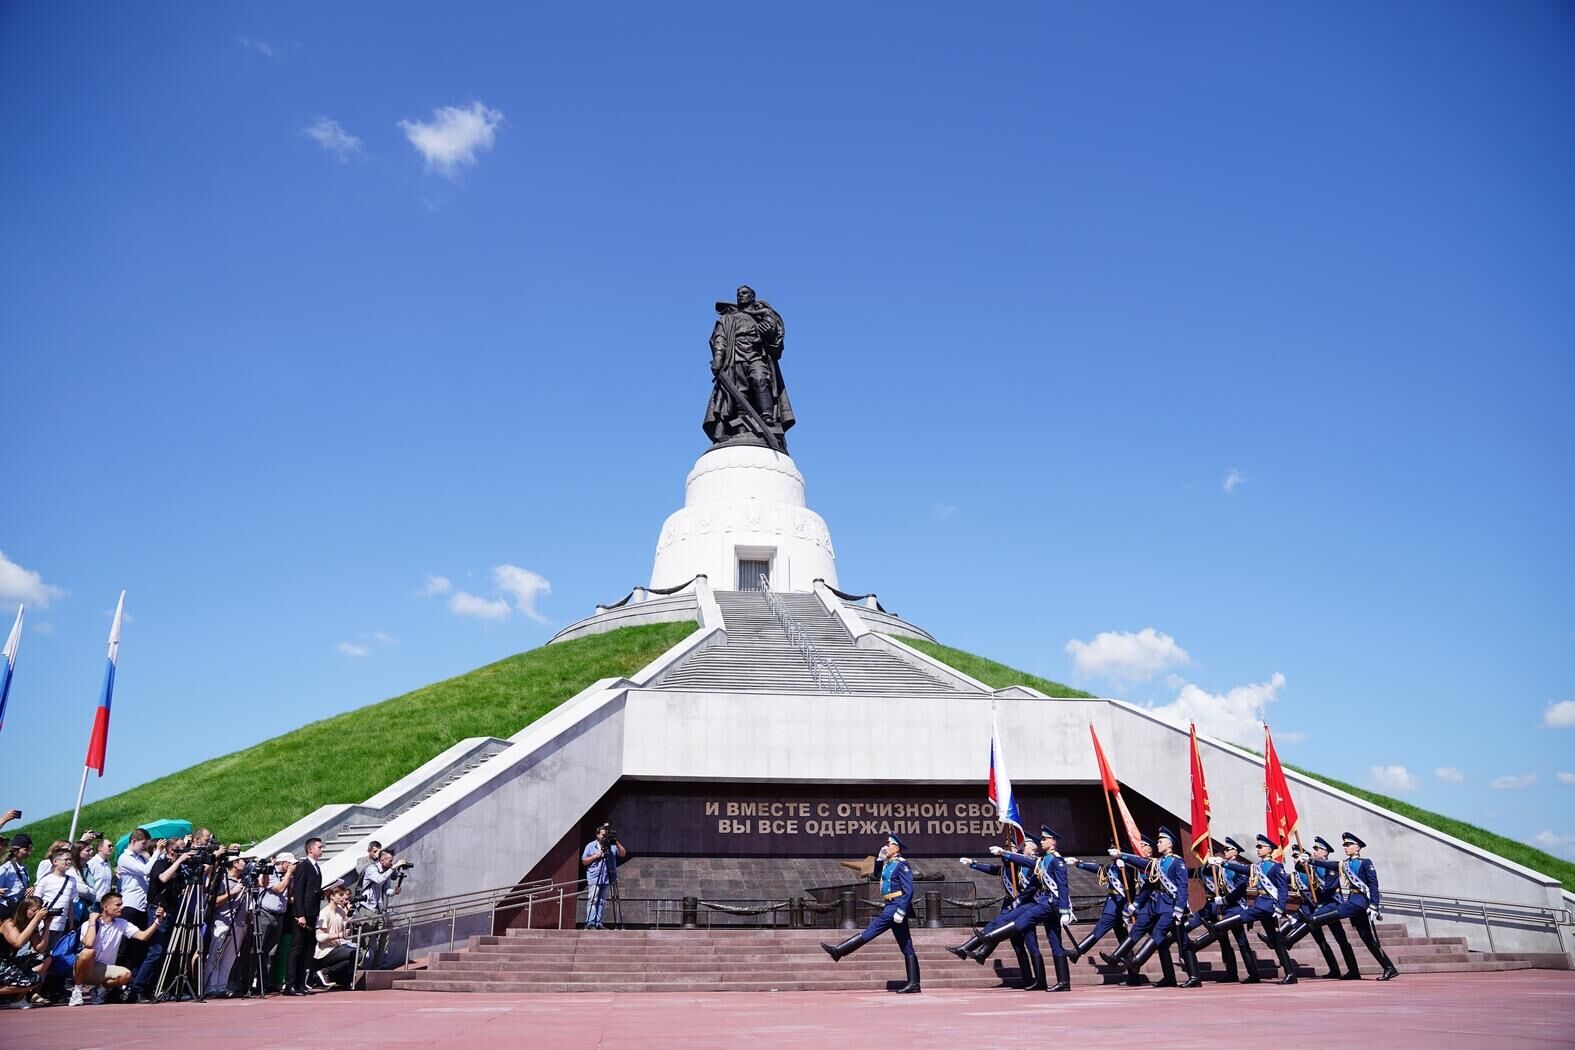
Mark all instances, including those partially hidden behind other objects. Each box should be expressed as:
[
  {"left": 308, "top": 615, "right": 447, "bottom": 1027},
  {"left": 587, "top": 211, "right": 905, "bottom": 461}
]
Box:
[
  {"left": 1310, "top": 926, "right": 1340, "bottom": 979},
  {"left": 966, "top": 924, "right": 1015, "bottom": 965},
  {"left": 1099, "top": 931, "right": 1143, "bottom": 969},
  {"left": 1021, "top": 955, "right": 1047, "bottom": 991},
  {"left": 1004, "top": 937, "right": 1033, "bottom": 988},
  {"left": 1151, "top": 941, "right": 1178, "bottom": 988},
  {"left": 1331, "top": 925, "right": 1362, "bottom": 979},
  {"left": 1359, "top": 923, "right": 1399, "bottom": 981},
  {"left": 1236, "top": 934, "right": 1263, "bottom": 983},
  {"left": 1073, "top": 929, "right": 1101, "bottom": 960},
  {"left": 1048, "top": 955, "right": 1072, "bottom": 992},
  {"left": 1217, "top": 934, "right": 1240, "bottom": 983},
  {"left": 894, "top": 954, "right": 921, "bottom": 994},
  {"left": 1270, "top": 930, "right": 1298, "bottom": 984},
  {"left": 821, "top": 935, "right": 864, "bottom": 962},
  {"left": 945, "top": 933, "right": 984, "bottom": 961},
  {"left": 1179, "top": 942, "right": 1204, "bottom": 988}
]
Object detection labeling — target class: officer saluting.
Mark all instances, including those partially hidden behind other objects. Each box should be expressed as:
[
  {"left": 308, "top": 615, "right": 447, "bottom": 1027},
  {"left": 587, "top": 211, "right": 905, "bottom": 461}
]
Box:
[
  {"left": 820, "top": 834, "right": 921, "bottom": 994},
  {"left": 1297, "top": 832, "right": 1399, "bottom": 981}
]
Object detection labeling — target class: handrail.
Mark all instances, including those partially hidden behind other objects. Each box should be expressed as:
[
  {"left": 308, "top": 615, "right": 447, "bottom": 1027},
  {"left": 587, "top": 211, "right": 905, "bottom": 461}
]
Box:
[{"left": 760, "top": 573, "right": 850, "bottom": 694}]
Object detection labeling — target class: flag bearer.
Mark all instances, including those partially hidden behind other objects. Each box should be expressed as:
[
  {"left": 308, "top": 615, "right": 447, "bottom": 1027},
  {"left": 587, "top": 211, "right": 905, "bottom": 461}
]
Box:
[
  {"left": 1069, "top": 852, "right": 1131, "bottom": 961},
  {"left": 1184, "top": 836, "right": 1262, "bottom": 983},
  {"left": 1100, "top": 828, "right": 1201, "bottom": 988},
  {"left": 960, "top": 833, "right": 1040, "bottom": 989},
  {"left": 945, "top": 825, "right": 1074, "bottom": 993},
  {"left": 1205, "top": 834, "right": 1300, "bottom": 984}
]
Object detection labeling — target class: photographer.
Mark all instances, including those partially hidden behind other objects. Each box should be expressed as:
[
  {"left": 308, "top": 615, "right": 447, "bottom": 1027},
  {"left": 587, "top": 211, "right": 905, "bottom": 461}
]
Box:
[
  {"left": 31, "top": 846, "right": 93, "bottom": 950},
  {"left": 0, "top": 896, "right": 49, "bottom": 1008},
  {"left": 353, "top": 849, "right": 408, "bottom": 970},
  {"left": 0, "top": 834, "right": 33, "bottom": 920},
  {"left": 580, "top": 824, "right": 626, "bottom": 931},
  {"left": 114, "top": 829, "right": 155, "bottom": 995},
  {"left": 130, "top": 833, "right": 204, "bottom": 1000},
  {"left": 228, "top": 851, "right": 293, "bottom": 997},
  {"left": 70, "top": 891, "right": 160, "bottom": 1006},
  {"left": 203, "top": 854, "right": 248, "bottom": 997}
]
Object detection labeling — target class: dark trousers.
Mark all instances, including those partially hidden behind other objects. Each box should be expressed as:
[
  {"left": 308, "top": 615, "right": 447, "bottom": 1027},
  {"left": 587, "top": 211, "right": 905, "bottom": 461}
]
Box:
[
  {"left": 229, "top": 909, "right": 283, "bottom": 994},
  {"left": 119, "top": 907, "right": 151, "bottom": 979},
  {"left": 287, "top": 917, "right": 314, "bottom": 991},
  {"left": 312, "top": 943, "right": 355, "bottom": 988},
  {"left": 131, "top": 919, "right": 172, "bottom": 994},
  {"left": 848, "top": 902, "right": 916, "bottom": 958}
]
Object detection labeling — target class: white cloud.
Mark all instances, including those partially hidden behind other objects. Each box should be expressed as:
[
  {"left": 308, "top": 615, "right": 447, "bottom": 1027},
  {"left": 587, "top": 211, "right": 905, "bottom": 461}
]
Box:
[
  {"left": 449, "top": 591, "right": 510, "bottom": 620},
  {"left": 1556, "top": 772, "right": 1575, "bottom": 785},
  {"left": 237, "top": 36, "right": 275, "bottom": 59},
  {"left": 398, "top": 101, "right": 503, "bottom": 178},
  {"left": 1543, "top": 700, "right": 1575, "bottom": 729},
  {"left": 1223, "top": 467, "right": 1247, "bottom": 494},
  {"left": 367, "top": 630, "right": 396, "bottom": 647},
  {"left": 422, "top": 575, "right": 453, "bottom": 596},
  {"left": 1147, "top": 672, "right": 1288, "bottom": 748},
  {"left": 336, "top": 641, "right": 369, "bottom": 657},
  {"left": 302, "top": 118, "right": 364, "bottom": 162},
  {"left": 0, "top": 551, "right": 66, "bottom": 609},
  {"left": 932, "top": 503, "right": 958, "bottom": 520},
  {"left": 1066, "top": 627, "right": 1191, "bottom": 684},
  {"left": 493, "top": 564, "right": 551, "bottom": 623},
  {"left": 1369, "top": 765, "right": 1419, "bottom": 794},
  {"left": 1533, "top": 831, "right": 1575, "bottom": 857},
  {"left": 1434, "top": 767, "right": 1465, "bottom": 783},
  {"left": 1490, "top": 773, "right": 1537, "bottom": 791}
]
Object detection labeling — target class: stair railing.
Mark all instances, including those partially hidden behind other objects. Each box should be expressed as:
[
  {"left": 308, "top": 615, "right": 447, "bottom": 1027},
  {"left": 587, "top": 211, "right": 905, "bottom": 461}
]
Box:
[{"left": 759, "top": 574, "right": 850, "bottom": 694}]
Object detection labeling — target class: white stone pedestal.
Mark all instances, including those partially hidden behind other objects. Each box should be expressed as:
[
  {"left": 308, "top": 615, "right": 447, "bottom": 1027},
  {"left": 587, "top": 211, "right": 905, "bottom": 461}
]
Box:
[{"left": 650, "top": 445, "right": 838, "bottom": 592}]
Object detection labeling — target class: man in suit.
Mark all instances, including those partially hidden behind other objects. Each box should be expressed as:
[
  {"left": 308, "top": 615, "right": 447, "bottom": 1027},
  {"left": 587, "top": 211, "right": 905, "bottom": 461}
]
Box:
[{"left": 286, "top": 837, "right": 325, "bottom": 996}]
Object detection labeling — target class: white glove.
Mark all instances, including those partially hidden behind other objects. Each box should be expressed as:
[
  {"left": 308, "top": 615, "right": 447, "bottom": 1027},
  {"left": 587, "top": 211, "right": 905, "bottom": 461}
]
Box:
[
  {"left": 894, "top": 910, "right": 906, "bottom": 924},
  {"left": 959, "top": 857, "right": 972, "bottom": 866},
  {"left": 1060, "top": 911, "right": 1074, "bottom": 926},
  {"left": 1208, "top": 855, "right": 1224, "bottom": 866},
  {"left": 1123, "top": 905, "right": 1136, "bottom": 920},
  {"left": 1115, "top": 858, "right": 1125, "bottom": 869},
  {"left": 1107, "top": 848, "right": 1120, "bottom": 857},
  {"left": 1367, "top": 906, "right": 1381, "bottom": 923},
  {"left": 1064, "top": 857, "right": 1079, "bottom": 866},
  {"left": 988, "top": 845, "right": 1005, "bottom": 856}
]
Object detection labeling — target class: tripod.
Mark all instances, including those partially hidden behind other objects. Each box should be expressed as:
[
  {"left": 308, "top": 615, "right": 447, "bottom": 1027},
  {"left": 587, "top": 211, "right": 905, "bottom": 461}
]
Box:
[
  {"left": 605, "top": 880, "right": 623, "bottom": 931},
  {"left": 154, "top": 872, "right": 209, "bottom": 1002},
  {"left": 232, "top": 877, "right": 272, "bottom": 999}
]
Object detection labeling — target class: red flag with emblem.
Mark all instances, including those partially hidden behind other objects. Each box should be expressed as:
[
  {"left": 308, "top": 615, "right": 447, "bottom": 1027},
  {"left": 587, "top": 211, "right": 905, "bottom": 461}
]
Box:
[
  {"left": 1090, "top": 724, "right": 1145, "bottom": 853},
  {"left": 1263, "top": 724, "right": 1300, "bottom": 853},
  {"left": 1188, "top": 723, "right": 1212, "bottom": 864}
]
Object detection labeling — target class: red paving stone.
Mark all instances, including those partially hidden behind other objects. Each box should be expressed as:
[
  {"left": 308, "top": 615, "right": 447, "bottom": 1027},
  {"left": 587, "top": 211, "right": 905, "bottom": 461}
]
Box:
[{"left": 4, "top": 971, "right": 1572, "bottom": 1049}]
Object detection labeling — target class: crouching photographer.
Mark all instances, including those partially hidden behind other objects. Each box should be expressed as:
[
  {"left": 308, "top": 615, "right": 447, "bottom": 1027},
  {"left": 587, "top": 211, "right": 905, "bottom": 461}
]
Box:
[
  {"left": 227, "top": 852, "right": 293, "bottom": 997},
  {"left": 353, "top": 849, "right": 410, "bottom": 971}
]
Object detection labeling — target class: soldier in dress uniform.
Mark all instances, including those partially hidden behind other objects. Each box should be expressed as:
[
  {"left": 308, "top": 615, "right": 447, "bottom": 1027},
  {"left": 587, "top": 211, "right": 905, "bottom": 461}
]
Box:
[
  {"left": 1069, "top": 852, "right": 1131, "bottom": 961},
  {"left": 1098, "top": 834, "right": 1154, "bottom": 985},
  {"left": 960, "top": 833, "right": 1040, "bottom": 989},
  {"left": 1277, "top": 836, "right": 1360, "bottom": 979},
  {"left": 820, "top": 834, "right": 921, "bottom": 993},
  {"left": 1100, "top": 827, "right": 1202, "bottom": 988},
  {"left": 1183, "top": 836, "right": 1260, "bottom": 983},
  {"left": 1204, "top": 834, "right": 1301, "bottom": 984},
  {"left": 1296, "top": 832, "right": 1399, "bottom": 981},
  {"left": 945, "top": 825, "right": 1075, "bottom": 993}
]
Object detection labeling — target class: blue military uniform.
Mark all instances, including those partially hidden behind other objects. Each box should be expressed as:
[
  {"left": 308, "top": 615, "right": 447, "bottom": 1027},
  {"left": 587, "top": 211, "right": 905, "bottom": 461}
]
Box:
[
  {"left": 1302, "top": 832, "right": 1398, "bottom": 981},
  {"left": 820, "top": 835, "right": 922, "bottom": 993},
  {"left": 946, "top": 825, "right": 1076, "bottom": 992},
  {"left": 1207, "top": 834, "right": 1301, "bottom": 984},
  {"left": 1282, "top": 838, "right": 1358, "bottom": 979},
  {"left": 1182, "top": 836, "right": 1259, "bottom": 982},
  {"left": 1103, "top": 828, "right": 1201, "bottom": 988},
  {"left": 967, "top": 847, "right": 1041, "bottom": 988},
  {"left": 1071, "top": 857, "right": 1131, "bottom": 959}
]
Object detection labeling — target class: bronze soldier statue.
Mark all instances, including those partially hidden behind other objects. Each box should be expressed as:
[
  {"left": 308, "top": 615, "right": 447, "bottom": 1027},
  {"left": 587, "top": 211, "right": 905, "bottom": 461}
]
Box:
[{"left": 703, "top": 285, "right": 795, "bottom": 452}]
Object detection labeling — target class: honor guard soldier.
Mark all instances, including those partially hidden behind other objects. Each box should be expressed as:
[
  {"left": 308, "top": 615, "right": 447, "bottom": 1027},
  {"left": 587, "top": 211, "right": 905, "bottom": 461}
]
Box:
[
  {"left": 820, "top": 834, "right": 921, "bottom": 994},
  {"left": 1204, "top": 834, "right": 1301, "bottom": 984},
  {"left": 1100, "top": 834, "right": 1153, "bottom": 985},
  {"left": 1183, "top": 836, "right": 1260, "bottom": 983},
  {"left": 945, "top": 825, "right": 1075, "bottom": 993},
  {"left": 960, "top": 832, "right": 1041, "bottom": 989},
  {"left": 1278, "top": 836, "right": 1360, "bottom": 979},
  {"left": 1297, "top": 832, "right": 1399, "bottom": 981},
  {"left": 1099, "top": 827, "right": 1202, "bottom": 988},
  {"left": 1069, "top": 852, "right": 1131, "bottom": 961}
]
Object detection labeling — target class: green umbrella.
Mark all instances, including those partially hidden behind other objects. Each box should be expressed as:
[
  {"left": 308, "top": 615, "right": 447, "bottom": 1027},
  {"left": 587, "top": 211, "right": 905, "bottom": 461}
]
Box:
[{"left": 113, "top": 819, "right": 193, "bottom": 859}]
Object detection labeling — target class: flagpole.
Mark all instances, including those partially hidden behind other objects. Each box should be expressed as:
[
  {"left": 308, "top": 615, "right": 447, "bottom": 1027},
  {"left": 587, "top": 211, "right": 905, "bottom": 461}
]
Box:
[
  {"left": 67, "top": 766, "right": 90, "bottom": 842},
  {"left": 1100, "top": 778, "right": 1135, "bottom": 900}
]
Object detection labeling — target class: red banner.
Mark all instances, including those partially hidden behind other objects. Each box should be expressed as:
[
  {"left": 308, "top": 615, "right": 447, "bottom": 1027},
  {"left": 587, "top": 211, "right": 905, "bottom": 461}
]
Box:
[
  {"left": 1090, "top": 725, "right": 1144, "bottom": 853},
  {"left": 1188, "top": 723, "right": 1212, "bottom": 864},
  {"left": 1264, "top": 725, "right": 1300, "bottom": 854}
]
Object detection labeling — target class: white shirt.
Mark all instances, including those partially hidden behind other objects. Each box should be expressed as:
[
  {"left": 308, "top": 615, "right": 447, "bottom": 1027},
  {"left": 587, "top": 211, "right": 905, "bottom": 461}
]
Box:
[
  {"left": 33, "top": 870, "right": 92, "bottom": 931},
  {"left": 88, "top": 916, "right": 135, "bottom": 966},
  {"left": 116, "top": 850, "right": 154, "bottom": 912},
  {"left": 87, "top": 855, "right": 113, "bottom": 900},
  {"left": 359, "top": 865, "right": 395, "bottom": 911}
]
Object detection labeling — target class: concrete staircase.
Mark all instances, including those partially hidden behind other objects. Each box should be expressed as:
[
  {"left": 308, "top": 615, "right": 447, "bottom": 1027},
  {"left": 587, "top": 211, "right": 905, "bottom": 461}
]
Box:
[
  {"left": 319, "top": 742, "right": 512, "bottom": 859},
  {"left": 660, "top": 591, "right": 972, "bottom": 695},
  {"left": 389, "top": 922, "right": 1537, "bottom": 993}
]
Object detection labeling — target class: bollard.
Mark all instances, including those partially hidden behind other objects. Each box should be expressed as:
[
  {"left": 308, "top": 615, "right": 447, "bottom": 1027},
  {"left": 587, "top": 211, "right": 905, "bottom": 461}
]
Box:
[
  {"left": 682, "top": 896, "right": 699, "bottom": 930},
  {"left": 789, "top": 897, "right": 804, "bottom": 929},
  {"left": 924, "top": 890, "right": 943, "bottom": 929},
  {"left": 839, "top": 888, "right": 858, "bottom": 930}
]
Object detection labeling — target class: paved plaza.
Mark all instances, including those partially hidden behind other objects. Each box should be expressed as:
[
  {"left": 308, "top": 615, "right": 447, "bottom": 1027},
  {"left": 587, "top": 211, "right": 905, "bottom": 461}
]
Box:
[{"left": 5, "top": 971, "right": 1572, "bottom": 1049}]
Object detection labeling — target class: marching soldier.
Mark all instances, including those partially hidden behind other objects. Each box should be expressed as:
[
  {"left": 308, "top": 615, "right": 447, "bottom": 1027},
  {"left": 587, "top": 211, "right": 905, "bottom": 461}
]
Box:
[
  {"left": 1068, "top": 852, "right": 1131, "bottom": 961},
  {"left": 1183, "top": 836, "right": 1260, "bottom": 983},
  {"left": 1204, "top": 834, "right": 1301, "bottom": 984},
  {"left": 960, "top": 833, "right": 1041, "bottom": 989},
  {"left": 1099, "top": 833, "right": 1154, "bottom": 985},
  {"left": 1296, "top": 832, "right": 1399, "bottom": 981},
  {"left": 945, "top": 825, "right": 1075, "bottom": 993},
  {"left": 820, "top": 834, "right": 922, "bottom": 993},
  {"left": 1277, "top": 836, "right": 1361, "bottom": 979},
  {"left": 1100, "top": 828, "right": 1202, "bottom": 988}
]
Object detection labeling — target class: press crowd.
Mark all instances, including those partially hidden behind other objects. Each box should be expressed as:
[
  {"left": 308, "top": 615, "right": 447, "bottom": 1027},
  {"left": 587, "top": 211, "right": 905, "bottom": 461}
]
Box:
[{"left": 0, "top": 810, "right": 408, "bottom": 1008}]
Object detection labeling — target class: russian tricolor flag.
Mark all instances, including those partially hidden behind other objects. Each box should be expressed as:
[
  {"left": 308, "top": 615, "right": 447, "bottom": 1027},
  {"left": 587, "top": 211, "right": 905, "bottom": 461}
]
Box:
[
  {"left": 987, "top": 702, "right": 1024, "bottom": 845},
  {"left": 84, "top": 591, "right": 124, "bottom": 776},
  {"left": 0, "top": 605, "right": 22, "bottom": 733}
]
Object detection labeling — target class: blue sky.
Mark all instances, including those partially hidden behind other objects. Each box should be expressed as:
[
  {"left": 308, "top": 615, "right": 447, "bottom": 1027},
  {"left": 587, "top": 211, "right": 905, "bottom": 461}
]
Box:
[{"left": 2, "top": 3, "right": 1572, "bottom": 857}]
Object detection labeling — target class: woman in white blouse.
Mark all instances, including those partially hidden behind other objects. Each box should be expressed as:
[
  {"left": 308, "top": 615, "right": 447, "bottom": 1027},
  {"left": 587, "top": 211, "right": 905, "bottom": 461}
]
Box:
[{"left": 313, "top": 885, "right": 356, "bottom": 989}]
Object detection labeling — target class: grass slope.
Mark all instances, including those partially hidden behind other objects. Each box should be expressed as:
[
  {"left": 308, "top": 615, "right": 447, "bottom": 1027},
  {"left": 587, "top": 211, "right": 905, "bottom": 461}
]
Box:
[
  {"left": 907, "top": 637, "right": 1573, "bottom": 892},
  {"left": 894, "top": 636, "right": 1094, "bottom": 697},
  {"left": 13, "top": 621, "right": 696, "bottom": 849}
]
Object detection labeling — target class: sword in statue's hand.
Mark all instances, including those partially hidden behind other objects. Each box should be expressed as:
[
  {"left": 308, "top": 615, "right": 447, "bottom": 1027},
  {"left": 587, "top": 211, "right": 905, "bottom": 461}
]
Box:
[{"left": 711, "top": 366, "right": 783, "bottom": 453}]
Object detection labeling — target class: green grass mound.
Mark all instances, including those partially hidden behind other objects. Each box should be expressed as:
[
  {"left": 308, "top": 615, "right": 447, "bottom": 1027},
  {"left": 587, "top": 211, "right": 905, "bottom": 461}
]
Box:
[
  {"left": 907, "top": 637, "right": 1572, "bottom": 891},
  {"left": 892, "top": 636, "right": 1094, "bottom": 697},
  {"left": 13, "top": 621, "right": 696, "bottom": 849}
]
